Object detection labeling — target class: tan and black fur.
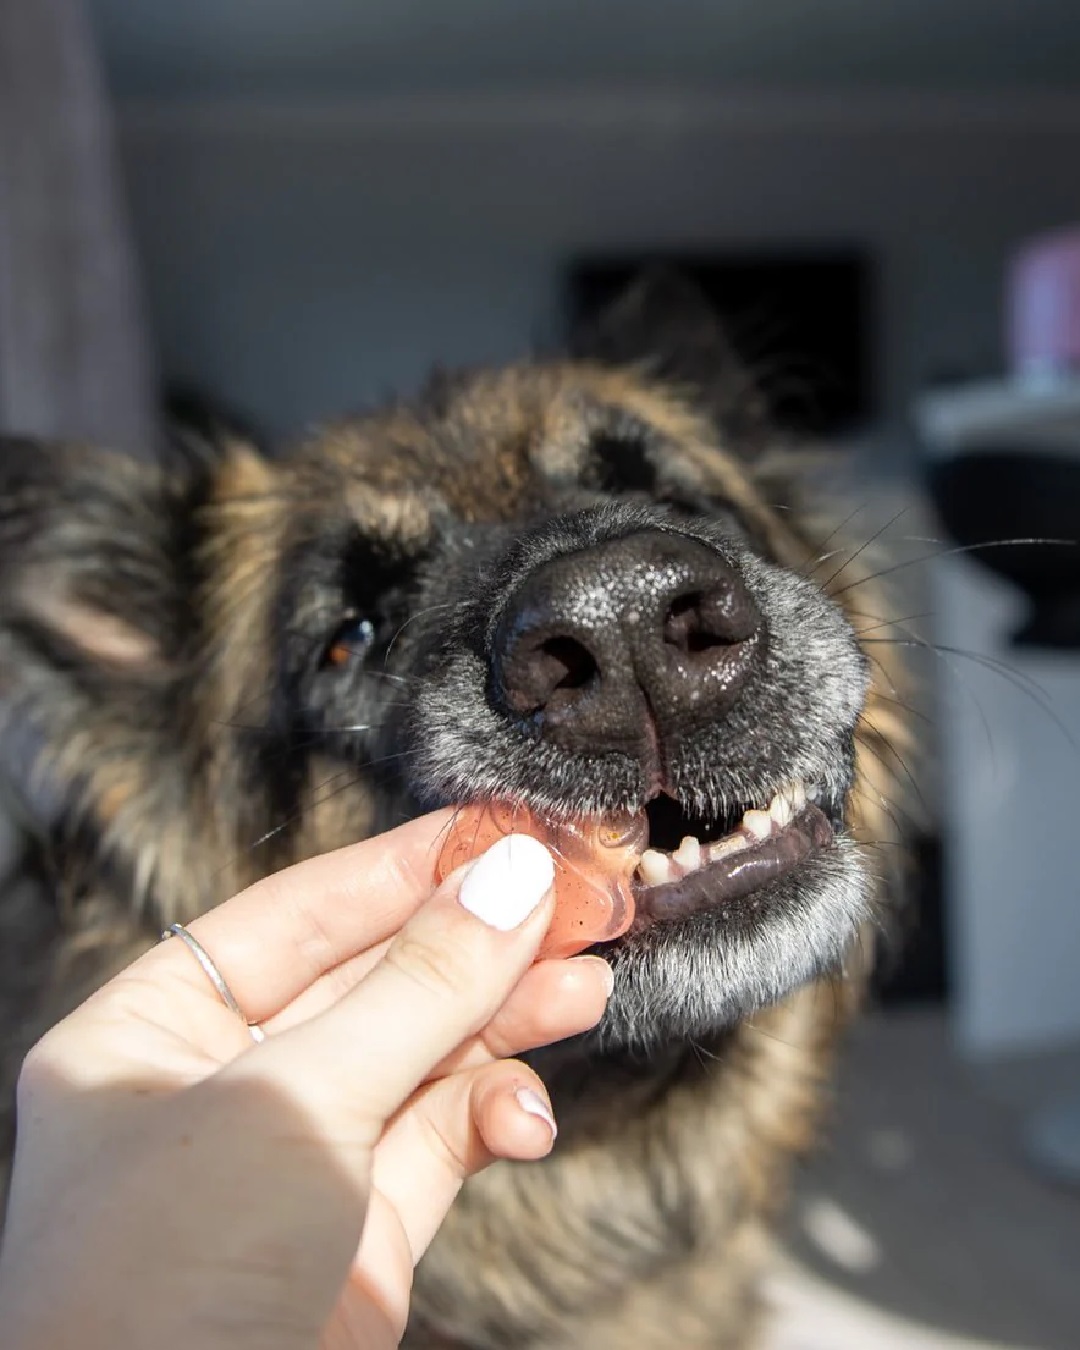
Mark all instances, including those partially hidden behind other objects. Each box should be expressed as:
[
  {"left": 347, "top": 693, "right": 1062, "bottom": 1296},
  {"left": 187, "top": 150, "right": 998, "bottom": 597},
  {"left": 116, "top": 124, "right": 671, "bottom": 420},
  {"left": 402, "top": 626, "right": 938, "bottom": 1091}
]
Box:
[{"left": 0, "top": 273, "right": 909, "bottom": 1348}]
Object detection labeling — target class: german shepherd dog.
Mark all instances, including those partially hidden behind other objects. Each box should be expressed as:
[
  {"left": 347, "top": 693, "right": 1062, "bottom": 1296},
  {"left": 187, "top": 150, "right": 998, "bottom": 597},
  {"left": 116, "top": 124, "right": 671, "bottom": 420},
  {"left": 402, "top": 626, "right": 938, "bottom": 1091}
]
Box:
[{"left": 0, "top": 272, "right": 907, "bottom": 1348}]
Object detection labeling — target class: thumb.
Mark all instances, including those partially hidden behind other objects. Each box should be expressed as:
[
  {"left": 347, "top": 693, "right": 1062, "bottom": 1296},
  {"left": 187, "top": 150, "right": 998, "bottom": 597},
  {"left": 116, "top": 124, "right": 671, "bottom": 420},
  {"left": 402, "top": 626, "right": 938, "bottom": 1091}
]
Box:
[{"left": 226, "top": 833, "right": 557, "bottom": 1135}]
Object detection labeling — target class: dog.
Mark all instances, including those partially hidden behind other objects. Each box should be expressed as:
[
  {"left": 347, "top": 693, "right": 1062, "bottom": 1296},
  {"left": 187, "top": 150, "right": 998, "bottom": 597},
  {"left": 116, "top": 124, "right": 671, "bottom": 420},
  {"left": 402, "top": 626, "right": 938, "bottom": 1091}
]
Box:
[{"left": 0, "top": 271, "right": 908, "bottom": 1347}]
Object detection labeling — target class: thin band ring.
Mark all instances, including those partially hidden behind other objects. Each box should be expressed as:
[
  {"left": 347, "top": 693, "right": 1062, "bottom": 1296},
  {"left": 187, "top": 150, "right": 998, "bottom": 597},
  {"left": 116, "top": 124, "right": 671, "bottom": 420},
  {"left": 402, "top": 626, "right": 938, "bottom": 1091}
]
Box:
[{"left": 161, "top": 922, "right": 266, "bottom": 1044}]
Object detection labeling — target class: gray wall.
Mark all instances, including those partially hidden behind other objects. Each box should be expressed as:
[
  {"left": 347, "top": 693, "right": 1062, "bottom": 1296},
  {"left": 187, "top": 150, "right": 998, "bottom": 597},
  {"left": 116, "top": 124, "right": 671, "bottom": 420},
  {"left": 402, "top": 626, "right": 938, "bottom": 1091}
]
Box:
[
  {"left": 114, "top": 93, "right": 1080, "bottom": 455},
  {"left": 90, "top": 0, "right": 1080, "bottom": 99}
]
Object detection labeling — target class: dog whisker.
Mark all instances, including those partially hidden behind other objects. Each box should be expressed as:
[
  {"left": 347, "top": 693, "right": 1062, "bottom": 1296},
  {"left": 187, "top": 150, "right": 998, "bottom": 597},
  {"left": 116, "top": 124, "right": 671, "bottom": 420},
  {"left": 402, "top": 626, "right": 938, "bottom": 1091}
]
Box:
[
  {"left": 828, "top": 536, "right": 1078, "bottom": 599},
  {"left": 243, "top": 767, "right": 362, "bottom": 856},
  {"left": 362, "top": 669, "right": 425, "bottom": 688},
  {"left": 857, "top": 718, "right": 926, "bottom": 815},
  {"left": 863, "top": 688, "right": 934, "bottom": 729},
  {"left": 864, "top": 633, "right": 1079, "bottom": 752},
  {"left": 383, "top": 603, "right": 456, "bottom": 665},
  {"left": 851, "top": 610, "right": 935, "bottom": 638},
  {"left": 813, "top": 498, "right": 872, "bottom": 556},
  {"left": 816, "top": 505, "right": 911, "bottom": 592}
]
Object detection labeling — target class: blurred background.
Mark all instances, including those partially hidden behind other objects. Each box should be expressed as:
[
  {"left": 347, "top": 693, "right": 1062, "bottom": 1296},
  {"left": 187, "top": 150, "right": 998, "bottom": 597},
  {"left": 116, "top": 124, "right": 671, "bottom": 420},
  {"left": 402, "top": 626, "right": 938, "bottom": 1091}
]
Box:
[{"left": 2, "top": 3, "right": 1079, "bottom": 1346}]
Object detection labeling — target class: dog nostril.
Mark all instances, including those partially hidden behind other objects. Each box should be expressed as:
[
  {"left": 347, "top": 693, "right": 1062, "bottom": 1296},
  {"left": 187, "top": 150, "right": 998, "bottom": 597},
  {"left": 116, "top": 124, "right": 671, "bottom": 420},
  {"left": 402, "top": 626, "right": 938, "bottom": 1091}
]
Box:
[
  {"left": 664, "top": 592, "right": 718, "bottom": 653},
  {"left": 539, "top": 636, "right": 599, "bottom": 693},
  {"left": 499, "top": 630, "right": 601, "bottom": 717},
  {"left": 663, "top": 586, "right": 759, "bottom": 655}
]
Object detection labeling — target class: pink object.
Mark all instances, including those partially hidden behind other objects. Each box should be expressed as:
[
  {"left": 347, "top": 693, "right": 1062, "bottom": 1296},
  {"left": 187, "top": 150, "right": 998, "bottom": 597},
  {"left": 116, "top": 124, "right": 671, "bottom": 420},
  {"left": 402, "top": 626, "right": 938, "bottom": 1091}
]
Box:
[
  {"left": 1008, "top": 227, "right": 1080, "bottom": 378},
  {"left": 435, "top": 801, "right": 647, "bottom": 959}
]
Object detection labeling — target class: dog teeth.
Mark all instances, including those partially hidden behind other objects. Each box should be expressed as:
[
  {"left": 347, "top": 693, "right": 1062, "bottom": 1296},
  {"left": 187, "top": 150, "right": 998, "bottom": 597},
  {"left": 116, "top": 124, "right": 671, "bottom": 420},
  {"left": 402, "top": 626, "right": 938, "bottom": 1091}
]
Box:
[
  {"left": 635, "top": 781, "right": 816, "bottom": 890},
  {"left": 742, "top": 809, "right": 773, "bottom": 841},
  {"left": 768, "top": 782, "right": 809, "bottom": 829},
  {"left": 704, "top": 833, "right": 751, "bottom": 863},
  {"left": 769, "top": 793, "right": 792, "bottom": 828},
  {"left": 639, "top": 848, "right": 675, "bottom": 886},
  {"left": 672, "top": 836, "right": 702, "bottom": 874}
]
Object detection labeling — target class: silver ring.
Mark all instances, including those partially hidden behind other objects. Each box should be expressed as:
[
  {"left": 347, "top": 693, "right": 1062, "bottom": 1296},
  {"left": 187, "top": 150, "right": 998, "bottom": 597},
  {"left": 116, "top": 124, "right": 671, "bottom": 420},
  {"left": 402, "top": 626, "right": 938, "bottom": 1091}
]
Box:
[{"left": 161, "top": 923, "right": 266, "bottom": 1044}]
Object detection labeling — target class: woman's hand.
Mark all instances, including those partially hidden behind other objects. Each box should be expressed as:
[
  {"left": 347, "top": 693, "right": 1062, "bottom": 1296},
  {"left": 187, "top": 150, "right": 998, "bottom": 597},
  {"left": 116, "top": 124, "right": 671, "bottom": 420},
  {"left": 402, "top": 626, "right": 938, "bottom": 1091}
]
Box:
[{"left": 0, "top": 812, "right": 613, "bottom": 1350}]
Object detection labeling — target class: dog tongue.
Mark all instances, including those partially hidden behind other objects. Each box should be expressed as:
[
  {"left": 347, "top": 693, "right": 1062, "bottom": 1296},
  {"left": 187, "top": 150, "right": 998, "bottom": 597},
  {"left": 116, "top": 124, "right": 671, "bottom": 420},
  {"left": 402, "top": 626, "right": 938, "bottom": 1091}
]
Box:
[{"left": 434, "top": 801, "right": 647, "bottom": 959}]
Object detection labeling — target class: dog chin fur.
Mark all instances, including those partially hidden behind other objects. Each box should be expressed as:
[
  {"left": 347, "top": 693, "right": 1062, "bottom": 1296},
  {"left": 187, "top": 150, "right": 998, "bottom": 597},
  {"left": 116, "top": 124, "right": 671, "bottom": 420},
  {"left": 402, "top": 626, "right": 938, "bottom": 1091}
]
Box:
[{"left": 594, "top": 837, "right": 871, "bottom": 1055}]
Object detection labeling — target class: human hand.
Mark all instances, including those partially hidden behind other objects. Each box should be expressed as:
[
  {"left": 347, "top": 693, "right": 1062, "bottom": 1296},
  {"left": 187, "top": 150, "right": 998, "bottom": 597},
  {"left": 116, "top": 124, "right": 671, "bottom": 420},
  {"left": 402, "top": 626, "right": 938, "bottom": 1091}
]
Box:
[{"left": 0, "top": 812, "right": 612, "bottom": 1350}]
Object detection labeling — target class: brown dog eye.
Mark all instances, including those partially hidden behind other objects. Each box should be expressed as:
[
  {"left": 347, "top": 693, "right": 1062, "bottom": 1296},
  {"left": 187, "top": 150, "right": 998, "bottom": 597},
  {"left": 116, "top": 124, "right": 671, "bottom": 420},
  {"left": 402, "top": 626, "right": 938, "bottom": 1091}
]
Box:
[{"left": 322, "top": 615, "right": 376, "bottom": 669}]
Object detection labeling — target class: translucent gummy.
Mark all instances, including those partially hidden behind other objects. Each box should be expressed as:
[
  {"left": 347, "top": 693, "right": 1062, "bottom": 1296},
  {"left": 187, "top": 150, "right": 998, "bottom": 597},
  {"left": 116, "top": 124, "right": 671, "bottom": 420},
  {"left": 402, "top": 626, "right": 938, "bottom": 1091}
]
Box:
[{"left": 435, "top": 801, "right": 648, "bottom": 959}]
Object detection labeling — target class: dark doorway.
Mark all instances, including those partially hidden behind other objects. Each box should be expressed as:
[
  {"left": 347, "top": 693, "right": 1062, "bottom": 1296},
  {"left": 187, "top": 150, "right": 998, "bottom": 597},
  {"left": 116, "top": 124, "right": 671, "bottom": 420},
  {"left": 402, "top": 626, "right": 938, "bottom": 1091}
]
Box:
[{"left": 566, "top": 249, "right": 876, "bottom": 440}]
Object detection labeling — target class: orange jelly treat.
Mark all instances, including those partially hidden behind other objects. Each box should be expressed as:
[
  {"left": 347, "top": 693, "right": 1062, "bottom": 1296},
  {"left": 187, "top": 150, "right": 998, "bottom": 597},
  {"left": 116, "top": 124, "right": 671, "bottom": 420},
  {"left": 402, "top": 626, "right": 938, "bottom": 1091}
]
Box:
[{"left": 435, "top": 801, "right": 648, "bottom": 959}]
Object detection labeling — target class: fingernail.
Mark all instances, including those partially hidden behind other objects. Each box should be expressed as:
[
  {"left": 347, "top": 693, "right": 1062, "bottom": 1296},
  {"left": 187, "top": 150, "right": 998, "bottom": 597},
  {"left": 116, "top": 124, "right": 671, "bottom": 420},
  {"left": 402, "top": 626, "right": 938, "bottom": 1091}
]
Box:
[
  {"left": 458, "top": 834, "right": 555, "bottom": 931},
  {"left": 591, "top": 957, "right": 616, "bottom": 998},
  {"left": 515, "top": 1086, "right": 557, "bottom": 1140}
]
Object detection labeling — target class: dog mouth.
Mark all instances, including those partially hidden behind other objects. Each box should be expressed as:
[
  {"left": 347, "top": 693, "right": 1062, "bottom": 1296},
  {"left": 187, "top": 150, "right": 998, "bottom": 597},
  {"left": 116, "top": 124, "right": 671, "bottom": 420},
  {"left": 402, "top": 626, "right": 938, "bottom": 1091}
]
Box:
[
  {"left": 629, "top": 782, "right": 837, "bottom": 931},
  {"left": 432, "top": 779, "right": 842, "bottom": 954}
]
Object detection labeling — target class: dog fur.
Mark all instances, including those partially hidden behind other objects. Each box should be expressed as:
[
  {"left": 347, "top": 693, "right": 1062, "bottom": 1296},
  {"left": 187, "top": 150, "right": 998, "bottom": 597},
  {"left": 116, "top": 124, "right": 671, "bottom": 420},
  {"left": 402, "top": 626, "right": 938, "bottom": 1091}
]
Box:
[{"left": 0, "top": 273, "right": 909, "bottom": 1348}]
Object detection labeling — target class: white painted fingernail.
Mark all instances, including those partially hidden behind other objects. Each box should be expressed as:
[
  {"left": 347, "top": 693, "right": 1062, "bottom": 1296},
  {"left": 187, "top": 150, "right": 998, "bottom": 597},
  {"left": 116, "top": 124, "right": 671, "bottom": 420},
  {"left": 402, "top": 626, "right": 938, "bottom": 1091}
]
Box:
[
  {"left": 515, "top": 1086, "right": 557, "bottom": 1140},
  {"left": 593, "top": 958, "right": 616, "bottom": 998},
  {"left": 458, "top": 833, "right": 554, "bottom": 930}
]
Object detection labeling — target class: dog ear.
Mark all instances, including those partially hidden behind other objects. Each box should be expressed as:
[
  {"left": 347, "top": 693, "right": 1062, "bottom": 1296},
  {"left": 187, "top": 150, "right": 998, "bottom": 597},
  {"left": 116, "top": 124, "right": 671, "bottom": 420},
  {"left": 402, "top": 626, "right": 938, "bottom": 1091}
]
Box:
[
  {"left": 0, "top": 437, "right": 213, "bottom": 863},
  {"left": 571, "top": 265, "right": 774, "bottom": 455},
  {"left": 0, "top": 437, "right": 199, "bottom": 682},
  {"left": 0, "top": 433, "right": 283, "bottom": 918},
  {"left": 162, "top": 383, "right": 269, "bottom": 471},
  {"left": 0, "top": 432, "right": 288, "bottom": 917}
]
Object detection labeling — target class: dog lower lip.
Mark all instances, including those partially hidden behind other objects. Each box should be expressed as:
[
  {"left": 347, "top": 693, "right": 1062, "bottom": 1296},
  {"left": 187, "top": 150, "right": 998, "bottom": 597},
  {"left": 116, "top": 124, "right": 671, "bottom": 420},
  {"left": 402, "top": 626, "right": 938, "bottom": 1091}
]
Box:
[{"left": 631, "top": 805, "right": 834, "bottom": 928}]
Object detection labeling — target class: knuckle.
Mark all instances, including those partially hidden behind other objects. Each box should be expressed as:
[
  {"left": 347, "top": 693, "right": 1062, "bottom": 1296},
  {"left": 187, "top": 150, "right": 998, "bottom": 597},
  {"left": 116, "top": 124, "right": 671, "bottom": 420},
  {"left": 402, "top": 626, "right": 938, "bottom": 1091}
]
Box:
[
  {"left": 384, "top": 847, "right": 428, "bottom": 901},
  {"left": 386, "top": 927, "right": 480, "bottom": 1003},
  {"left": 16, "top": 1033, "right": 60, "bottom": 1102},
  {"left": 416, "top": 1096, "right": 475, "bottom": 1178},
  {"left": 288, "top": 893, "right": 340, "bottom": 985}
]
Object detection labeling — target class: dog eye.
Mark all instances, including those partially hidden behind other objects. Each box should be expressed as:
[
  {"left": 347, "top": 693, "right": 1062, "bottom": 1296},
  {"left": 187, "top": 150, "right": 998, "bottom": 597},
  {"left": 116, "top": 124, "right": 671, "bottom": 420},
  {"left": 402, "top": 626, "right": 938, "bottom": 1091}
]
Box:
[
  {"left": 321, "top": 614, "right": 376, "bottom": 670},
  {"left": 587, "top": 430, "right": 658, "bottom": 494}
]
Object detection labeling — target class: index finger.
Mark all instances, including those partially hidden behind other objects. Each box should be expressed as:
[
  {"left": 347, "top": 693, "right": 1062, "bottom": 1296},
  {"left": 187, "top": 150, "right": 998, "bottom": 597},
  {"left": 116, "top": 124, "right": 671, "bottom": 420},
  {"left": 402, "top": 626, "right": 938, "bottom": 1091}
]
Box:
[{"left": 153, "top": 808, "right": 456, "bottom": 1023}]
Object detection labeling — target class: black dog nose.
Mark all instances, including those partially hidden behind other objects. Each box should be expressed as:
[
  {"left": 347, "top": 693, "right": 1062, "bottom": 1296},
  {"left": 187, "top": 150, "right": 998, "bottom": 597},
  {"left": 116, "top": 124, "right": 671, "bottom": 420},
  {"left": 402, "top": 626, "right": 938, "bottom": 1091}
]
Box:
[{"left": 492, "top": 531, "right": 762, "bottom": 752}]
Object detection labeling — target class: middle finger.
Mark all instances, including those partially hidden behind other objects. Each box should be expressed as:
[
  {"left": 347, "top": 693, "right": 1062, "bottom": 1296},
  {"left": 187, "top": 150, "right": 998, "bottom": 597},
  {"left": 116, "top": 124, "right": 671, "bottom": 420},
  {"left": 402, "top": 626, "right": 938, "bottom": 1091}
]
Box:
[{"left": 265, "top": 952, "right": 613, "bottom": 1066}]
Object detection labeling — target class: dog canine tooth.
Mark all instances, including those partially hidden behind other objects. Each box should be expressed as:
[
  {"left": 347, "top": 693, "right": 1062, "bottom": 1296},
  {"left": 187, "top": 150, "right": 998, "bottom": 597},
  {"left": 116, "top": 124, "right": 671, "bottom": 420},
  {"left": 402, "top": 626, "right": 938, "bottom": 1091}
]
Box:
[
  {"left": 769, "top": 781, "right": 807, "bottom": 828},
  {"left": 769, "top": 793, "right": 792, "bottom": 828},
  {"left": 742, "top": 808, "right": 773, "bottom": 841}
]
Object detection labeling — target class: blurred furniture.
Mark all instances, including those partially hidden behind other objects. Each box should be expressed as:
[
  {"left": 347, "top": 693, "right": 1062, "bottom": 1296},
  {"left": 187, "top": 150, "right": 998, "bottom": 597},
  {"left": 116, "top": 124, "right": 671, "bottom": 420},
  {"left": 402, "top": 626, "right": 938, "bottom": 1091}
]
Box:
[
  {"left": 0, "top": 0, "right": 158, "bottom": 455},
  {"left": 916, "top": 241, "right": 1080, "bottom": 1182},
  {"left": 920, "top": 379, "right": 1080, "bottom": 647}
]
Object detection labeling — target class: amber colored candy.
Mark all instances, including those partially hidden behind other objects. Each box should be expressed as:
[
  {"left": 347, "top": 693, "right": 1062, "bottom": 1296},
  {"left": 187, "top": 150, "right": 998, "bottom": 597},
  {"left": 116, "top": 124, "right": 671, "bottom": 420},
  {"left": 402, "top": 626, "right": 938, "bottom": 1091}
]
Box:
[{"left": 435, "top": 801, "right": 648, "bottom": 959}]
